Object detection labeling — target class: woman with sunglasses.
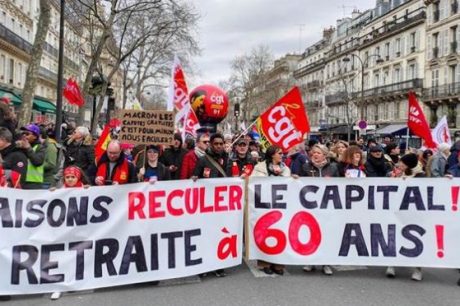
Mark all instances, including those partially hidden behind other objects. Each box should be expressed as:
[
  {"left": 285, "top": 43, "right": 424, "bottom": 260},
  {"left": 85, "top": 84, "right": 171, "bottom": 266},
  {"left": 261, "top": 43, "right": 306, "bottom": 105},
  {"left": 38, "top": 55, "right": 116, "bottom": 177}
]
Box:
[{"left": 251, "top": 145, "right": 290, "bottom": 275}]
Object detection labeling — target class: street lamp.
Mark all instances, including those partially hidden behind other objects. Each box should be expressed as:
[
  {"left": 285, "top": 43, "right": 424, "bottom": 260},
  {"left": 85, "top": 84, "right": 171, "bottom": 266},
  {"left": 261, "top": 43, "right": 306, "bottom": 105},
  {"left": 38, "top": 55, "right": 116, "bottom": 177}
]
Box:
[{"left": 343, "top": 54, "right": 384, "bottom": 123}]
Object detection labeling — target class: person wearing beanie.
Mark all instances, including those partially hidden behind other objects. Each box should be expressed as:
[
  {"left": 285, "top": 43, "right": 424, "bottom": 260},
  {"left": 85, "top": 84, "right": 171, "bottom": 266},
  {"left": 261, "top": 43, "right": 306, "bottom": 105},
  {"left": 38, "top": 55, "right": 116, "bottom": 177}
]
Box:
[
  {"left": 137, "top": 144, "right": 170, "bottom": 182},
  {"left": 386, "top": 152, "right": 425, "bottom": 281},
  {"left": 365, "top": 145, "right": 393, "bottom": 177},
  {"left": 430, "top": 142, "right": 450, "bottom": 177},
  {"left": 159, "top": 133, "right": 186, "bottom": 180}
]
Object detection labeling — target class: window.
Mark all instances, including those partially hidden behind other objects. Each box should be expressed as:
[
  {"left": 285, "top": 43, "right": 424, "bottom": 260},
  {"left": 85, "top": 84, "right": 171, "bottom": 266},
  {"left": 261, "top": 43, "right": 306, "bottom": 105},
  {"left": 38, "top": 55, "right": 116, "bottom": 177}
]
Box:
[
  {"left": 8, "top": 59, "right": 14, "bottom": 84},
  {"left": 410, "top": 32, "right": 416, "bottom": 51},
  {"left": 408, "top": 63, "right": 416, "bottom": 79},
  {"left": 0, "top": 54, "right": 5, "bottom": 80},
  {"left": 385, "top": 42, "right": 390, "bottom": 60},
  {"left": 395, "top": 38, "right": 401, "bottom": 56}
]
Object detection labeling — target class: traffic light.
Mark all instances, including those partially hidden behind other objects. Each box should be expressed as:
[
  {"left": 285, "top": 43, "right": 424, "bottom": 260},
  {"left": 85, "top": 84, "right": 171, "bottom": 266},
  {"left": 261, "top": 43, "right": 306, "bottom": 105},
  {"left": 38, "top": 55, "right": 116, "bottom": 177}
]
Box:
[{"left": 234, "top": 103, "right": 240, "bottom": 117}]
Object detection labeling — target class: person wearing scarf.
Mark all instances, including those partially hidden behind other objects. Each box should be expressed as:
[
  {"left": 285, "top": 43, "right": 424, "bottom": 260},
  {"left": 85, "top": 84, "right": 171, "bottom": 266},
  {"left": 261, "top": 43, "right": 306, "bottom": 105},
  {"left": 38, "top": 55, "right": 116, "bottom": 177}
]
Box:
[
  {"left": 63, "top": 166, "right": 84, "bottom": 188},
  {"left": 385, "top": 153, "right": 424, "bottom": 281},
  {"left": 364, "top": 145, "right": 393, "bottom": 177},
  {"left": 251, "top": 145, "right": 290, "bottom": 275},
  {"left": 49, "top": 166, "right": 88, "bottom": 300},
  {"left": 298, "top": 144, "right": 338, "bottom": 275},
  {"left": 180, "top": 133, "right": 209, "bottom": 179},
  {"left": 341, "top": 145, "right": 366, "bottom": 177}
]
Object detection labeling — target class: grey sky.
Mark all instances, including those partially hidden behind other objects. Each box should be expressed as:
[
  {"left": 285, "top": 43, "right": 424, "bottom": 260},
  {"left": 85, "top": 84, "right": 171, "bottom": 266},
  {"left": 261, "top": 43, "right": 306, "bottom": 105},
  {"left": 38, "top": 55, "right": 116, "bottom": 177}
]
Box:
[{"left": 189, "top": 0, "right": 376, "bottom": 88}]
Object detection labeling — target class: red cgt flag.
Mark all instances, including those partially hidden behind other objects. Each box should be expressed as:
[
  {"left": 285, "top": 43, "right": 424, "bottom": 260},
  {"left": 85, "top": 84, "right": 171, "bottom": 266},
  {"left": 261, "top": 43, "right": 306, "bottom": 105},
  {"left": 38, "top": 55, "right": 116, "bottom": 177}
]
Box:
[
  {"left": 255, "top": 87, "right": 310, "bottom": 152},
  {"left": 182, "top": 105, "right": 201, "bottom": 140},
  {"left": 407, "top": 91, "right": 437, "bottom": 149},
  {"left": 63, "top": 78, "right": 85, "bottom": 107}
]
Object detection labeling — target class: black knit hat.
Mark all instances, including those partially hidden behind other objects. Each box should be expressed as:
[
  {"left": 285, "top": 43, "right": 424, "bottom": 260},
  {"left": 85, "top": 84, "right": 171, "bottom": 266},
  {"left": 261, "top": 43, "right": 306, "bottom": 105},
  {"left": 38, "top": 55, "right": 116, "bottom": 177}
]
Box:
[
  {"left": 385, "top": 142, "right": 398, "bottom": 155},
  {"left": 400, "top": 153, "right": 418, "bottom": 169}
]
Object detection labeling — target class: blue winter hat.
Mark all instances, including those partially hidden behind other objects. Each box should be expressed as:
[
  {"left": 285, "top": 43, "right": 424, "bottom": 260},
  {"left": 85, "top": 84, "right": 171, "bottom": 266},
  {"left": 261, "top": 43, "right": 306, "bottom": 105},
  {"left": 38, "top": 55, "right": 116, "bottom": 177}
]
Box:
[{"left": 20, "top": 124, "right": 41, "bottom": 137}]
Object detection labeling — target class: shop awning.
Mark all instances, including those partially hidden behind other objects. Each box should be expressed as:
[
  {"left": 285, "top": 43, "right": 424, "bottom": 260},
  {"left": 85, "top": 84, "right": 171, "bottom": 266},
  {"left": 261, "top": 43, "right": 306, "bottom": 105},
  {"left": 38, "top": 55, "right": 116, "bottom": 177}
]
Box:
[
  {"left": 33, "top": 96, "right": 56, "bottom": 114},
  {"left": 373, "top": 124, "right": 407, "bottom": 136},
  {"left": 0, "top": 88, "right": 22, "bottom": 105}
]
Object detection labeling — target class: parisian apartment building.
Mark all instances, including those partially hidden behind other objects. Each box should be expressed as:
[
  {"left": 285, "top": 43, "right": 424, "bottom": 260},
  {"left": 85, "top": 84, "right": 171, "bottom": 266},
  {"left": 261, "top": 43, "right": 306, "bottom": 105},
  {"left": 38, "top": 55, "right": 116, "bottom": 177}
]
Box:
[
  {"left": 0, "top": 0, "right": 123, "bottom": 125},
  {"left": 291, "top": 0, "right": 459, "bottom": 137}
]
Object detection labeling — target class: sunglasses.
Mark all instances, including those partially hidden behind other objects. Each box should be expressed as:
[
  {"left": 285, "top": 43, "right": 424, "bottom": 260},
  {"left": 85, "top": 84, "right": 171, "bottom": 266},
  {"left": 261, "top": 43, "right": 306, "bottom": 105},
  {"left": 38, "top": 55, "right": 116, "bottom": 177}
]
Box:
[{"left": 202, "top": 140, "right": 210, "bottom": 144}]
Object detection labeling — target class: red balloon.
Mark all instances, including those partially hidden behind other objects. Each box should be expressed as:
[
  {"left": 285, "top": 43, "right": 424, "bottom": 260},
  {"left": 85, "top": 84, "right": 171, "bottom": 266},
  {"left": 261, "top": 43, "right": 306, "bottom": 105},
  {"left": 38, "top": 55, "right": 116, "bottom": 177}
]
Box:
[{"left": 189, "top": 85, "right": 229, "bottom": 124}]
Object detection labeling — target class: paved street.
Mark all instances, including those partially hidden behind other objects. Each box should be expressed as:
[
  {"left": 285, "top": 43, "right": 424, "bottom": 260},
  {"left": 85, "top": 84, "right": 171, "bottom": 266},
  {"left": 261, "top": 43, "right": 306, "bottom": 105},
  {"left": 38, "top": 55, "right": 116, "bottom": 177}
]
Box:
[{"left": 5, "top": 260, "right": 460, "bottom": 306}]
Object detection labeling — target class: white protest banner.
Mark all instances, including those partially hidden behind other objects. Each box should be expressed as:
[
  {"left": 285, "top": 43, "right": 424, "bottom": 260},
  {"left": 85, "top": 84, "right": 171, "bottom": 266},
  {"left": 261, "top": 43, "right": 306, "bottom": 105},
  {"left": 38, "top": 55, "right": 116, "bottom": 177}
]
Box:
[
  {"left": 248, "top": 177, "right": 460, "bottom": 268},
  {"left": 0, "top": 178, "right": 244, "bottom": 295}
]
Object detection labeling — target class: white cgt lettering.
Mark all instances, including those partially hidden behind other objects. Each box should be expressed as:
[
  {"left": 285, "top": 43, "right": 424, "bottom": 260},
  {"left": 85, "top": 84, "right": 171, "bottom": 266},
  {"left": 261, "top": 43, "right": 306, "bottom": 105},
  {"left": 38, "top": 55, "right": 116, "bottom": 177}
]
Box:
[{"left": 267, "top": 106, "right": 302, "bottom": 148}]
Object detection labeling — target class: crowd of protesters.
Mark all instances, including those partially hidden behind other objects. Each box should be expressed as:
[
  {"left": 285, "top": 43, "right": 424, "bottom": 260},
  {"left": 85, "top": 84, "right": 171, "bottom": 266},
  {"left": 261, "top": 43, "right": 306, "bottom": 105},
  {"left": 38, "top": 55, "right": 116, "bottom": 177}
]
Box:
[{"left": 1, "top": 99, "right": 460, "bottom": 300}]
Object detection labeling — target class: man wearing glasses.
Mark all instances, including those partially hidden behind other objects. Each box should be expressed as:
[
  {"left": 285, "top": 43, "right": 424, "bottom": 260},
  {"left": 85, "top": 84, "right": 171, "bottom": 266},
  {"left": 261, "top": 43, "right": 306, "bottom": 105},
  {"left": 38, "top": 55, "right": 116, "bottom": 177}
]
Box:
[
  {"left": 94, "top": 140, "right": 137, "bottom": 185},
  {"left": 364, "top": 145, "right": 393, "bottom": 177},
  {"left": 192, "top": 132, "right": 229, "bottom": 277},
  {"left": 180, "top": 133, "right": 210, "bottom": 179}
]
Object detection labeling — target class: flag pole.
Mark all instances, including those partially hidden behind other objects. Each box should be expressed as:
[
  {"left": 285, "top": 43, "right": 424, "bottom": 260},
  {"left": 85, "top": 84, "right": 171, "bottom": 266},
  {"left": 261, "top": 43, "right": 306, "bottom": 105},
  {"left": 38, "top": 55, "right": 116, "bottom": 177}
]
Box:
[
  {"left": 406, "top": 125, "right": 410, "bottom": 151},
  {"left": 230, "top": 120, "right": 257, "bottom": 147}
]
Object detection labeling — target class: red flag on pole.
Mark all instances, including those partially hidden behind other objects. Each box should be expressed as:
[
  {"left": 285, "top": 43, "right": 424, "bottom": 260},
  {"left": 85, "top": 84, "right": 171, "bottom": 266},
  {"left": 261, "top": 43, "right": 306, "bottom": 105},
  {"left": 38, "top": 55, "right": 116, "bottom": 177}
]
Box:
[
  {"left": 407, "top": 91, "right": 437, "bottom": 149},
  {"left": 94, "top": 119, "right": 121, "bottom": 162},
  {"left": 254, "top": 87, "right": 310, "bottom": 152},
  {"left": 182, "top": 105, "right": 201, "bottom": 140},
  {"left": 167, "top": 55, "right": 189, "bottom": 125},
  {"left": 63, "top": 78, "right": 85, "bottom": 107}
]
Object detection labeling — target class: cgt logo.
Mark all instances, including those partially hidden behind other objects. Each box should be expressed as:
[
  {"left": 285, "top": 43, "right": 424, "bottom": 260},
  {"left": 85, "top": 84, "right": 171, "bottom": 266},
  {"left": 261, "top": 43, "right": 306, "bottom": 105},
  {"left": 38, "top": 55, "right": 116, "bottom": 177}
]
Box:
[
  {"left": 409, "top": 106, "right": 419, "bottom": 116},
  {"left": 210, "top": 93, "right": 224, "bottom": 104},
  {"left": 267, "top": 105, "right": 302, "bottom": 149}
]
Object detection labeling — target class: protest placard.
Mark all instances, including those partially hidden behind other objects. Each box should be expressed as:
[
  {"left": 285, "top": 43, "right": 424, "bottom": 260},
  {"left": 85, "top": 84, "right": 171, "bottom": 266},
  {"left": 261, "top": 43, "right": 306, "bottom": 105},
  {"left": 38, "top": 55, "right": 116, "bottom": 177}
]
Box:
[
  {"left": 248, "top": 177, "right": 460, "bottom": 268},
  {"left": 117, "top": 110, "right": 175, "bottom": 145},
  {"left": 0, "top": 179, "right": 244, "bottom": 295}
]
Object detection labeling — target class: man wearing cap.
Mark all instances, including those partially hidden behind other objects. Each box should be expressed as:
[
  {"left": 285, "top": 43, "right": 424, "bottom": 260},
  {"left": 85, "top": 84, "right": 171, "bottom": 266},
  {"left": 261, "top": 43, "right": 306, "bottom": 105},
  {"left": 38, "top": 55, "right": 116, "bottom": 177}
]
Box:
[
  {"left": 364, "top": 144, "right": 393, "bottom": 177},
  {"left": 160, "top": 133, "right": 187, "bottom": 180},
  {"left": 15, "top": 124, "right": 47, "bottom": 189},
  {"left": 226, "top": 138, "right": 255, "bottom": 177}
]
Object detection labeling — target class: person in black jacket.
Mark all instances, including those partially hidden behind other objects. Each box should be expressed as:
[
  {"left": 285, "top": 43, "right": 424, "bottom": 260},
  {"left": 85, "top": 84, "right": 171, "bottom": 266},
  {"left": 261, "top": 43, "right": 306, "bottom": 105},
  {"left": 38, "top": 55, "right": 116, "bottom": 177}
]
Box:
[
  {"left": 137, "top": 144, "right": 171, "bottom": 182},
  {"left": 364, "top": 145, "right": 393, "bottom": 177},
  {"left": 193, "top": 133, "right": 229, "bottom": 179},
  {"left": 159, "top": 133, "right": 187, "bottom": 180},
  {"left": 0, "top": 127, "right": 27, "bottom": 187},
  {"left": 64, "top": 126, "right": 94, "bottom": 175},
  {"left": 226, "top": 138, "right": 256, "bottom": 177}
]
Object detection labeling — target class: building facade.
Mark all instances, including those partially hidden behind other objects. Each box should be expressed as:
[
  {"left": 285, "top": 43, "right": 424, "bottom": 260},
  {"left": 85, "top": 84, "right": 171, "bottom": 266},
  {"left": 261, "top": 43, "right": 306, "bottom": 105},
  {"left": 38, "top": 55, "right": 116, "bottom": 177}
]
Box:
[{"left": 423, "top": 0, "right": 460, "bottom": 131}]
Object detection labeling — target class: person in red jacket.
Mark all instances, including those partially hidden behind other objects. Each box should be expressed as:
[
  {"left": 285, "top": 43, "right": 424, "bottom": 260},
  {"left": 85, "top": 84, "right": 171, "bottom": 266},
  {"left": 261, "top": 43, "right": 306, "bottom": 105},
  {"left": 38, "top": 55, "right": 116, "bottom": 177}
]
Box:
[{"left": 180, "top": 133, "right": 210, "bottom": 179}]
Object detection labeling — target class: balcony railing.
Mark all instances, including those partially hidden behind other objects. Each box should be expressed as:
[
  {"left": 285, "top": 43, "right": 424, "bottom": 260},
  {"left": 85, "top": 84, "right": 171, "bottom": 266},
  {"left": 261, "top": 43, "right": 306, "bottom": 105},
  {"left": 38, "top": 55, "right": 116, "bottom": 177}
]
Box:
[
  {"left": 0, "top": 23, "right": 32, "bottom": 54},
  {"left": 424, "top": 82, "right": 460, "bottom": 99},
  {"left": 325, "top": 91, "right": 347, "bottom": 105},
  {"left": 359, "top": 79, "right": 423, "bottom": 98},
  {"left": 38, "top": 67, "right": 57, "bottom": 83},
  {"left": 293, "top": 59, "right": 325, "bottom": 79}
]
